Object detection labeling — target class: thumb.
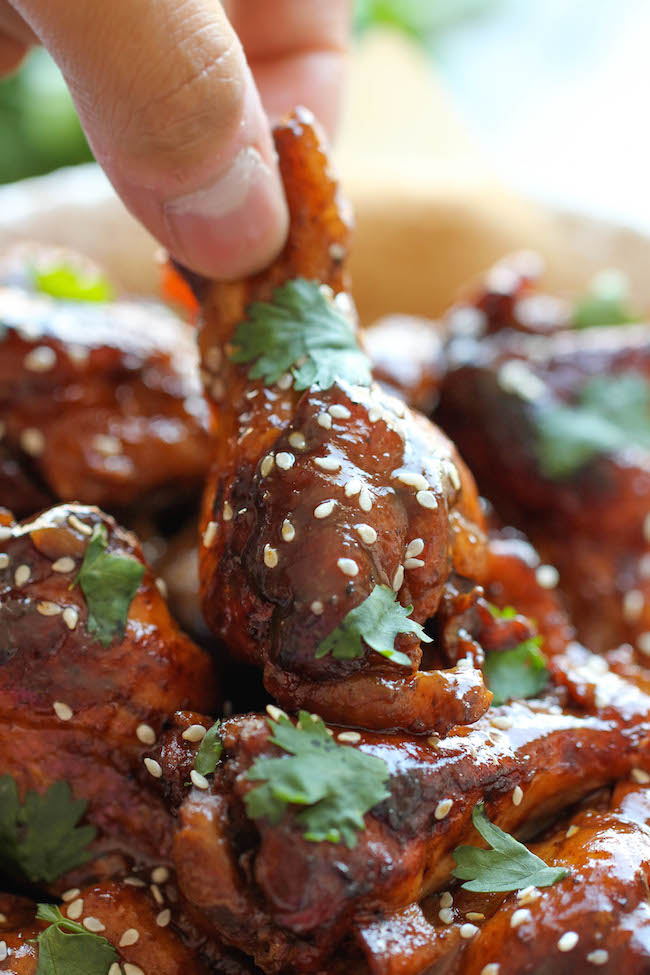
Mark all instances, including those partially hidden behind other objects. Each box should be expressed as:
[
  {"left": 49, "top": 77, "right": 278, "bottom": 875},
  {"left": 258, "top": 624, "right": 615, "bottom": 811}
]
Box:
[{"left": 13, "top": 0, "right": 289, "bottom": 279}]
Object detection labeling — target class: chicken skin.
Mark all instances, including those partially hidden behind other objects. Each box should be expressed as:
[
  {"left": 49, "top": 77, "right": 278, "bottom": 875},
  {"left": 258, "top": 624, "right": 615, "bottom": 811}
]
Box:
[{"left": 0, "top": 503, "right": 218, "bottom": 890}]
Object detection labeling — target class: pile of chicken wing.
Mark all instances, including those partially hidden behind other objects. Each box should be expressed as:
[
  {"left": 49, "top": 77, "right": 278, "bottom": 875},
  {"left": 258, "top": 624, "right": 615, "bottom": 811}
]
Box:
[{"left": 1, "top": 111, "right": 650, "bottom": 975}]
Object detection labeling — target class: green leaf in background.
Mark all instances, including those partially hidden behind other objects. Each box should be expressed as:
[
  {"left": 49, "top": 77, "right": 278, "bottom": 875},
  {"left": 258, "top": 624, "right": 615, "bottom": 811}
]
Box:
[
  {"left": 535, "top": 372, "right": 650, "bottom": 479},
  {"left": 245, "top": 710, "right": 390, "bottom": 847},
  {"left": 354, "top": 0, "right": 498, "bottom": 41},
  {"left": 194, "top": 720, "right": 223, "bottom": 777},
  {"left": 452, "top": 802, "right": 570, "bottom": 892},
  {"left": 572, "top": 269, "right": 640, "bottom": 329},
  {"left": 35, "top": 904, "right": 117, "bottom": 975},
  {"left": 484, "top": 637, "right": 549, "bottom": 707},
  {"left": 316, "top": 584, "right": 430, "bottom": 667},
  {"left": 34, "top": 265, "right": 114, "bottom": 303}
]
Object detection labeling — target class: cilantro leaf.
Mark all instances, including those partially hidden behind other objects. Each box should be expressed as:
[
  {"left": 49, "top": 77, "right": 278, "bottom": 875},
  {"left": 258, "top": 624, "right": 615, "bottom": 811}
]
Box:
[
  {"left": 487, "top": 604, "right": 517, "bottom": 620},
  {"left": 34, "top": 265, "right": 114, "bottom": 303},
  {"left": 74, "top": 524, "right": 145, "bottom": 648},
  {"left": 245, "top": 711, "right": 390, "bottom": 847},
  {"left": 452, "top": 802, "right": 570, "bottom": 892},
  {"left": 572, "top": 269, "right": 639, "bottom": 329},
  {"left": 0, "top": 776, "right": 95, "bottom": 885},
  {"left": 231, "top": 278, "right": 372, "bottom": 391},
  {"left": 35, "top": 904, "right": 117, "bottom": 975},
  {"left": 194, "top": 720, "right": 223, "bottom": 777},
  {"left": 316, "top": 584, "right": 430, "bottom": 667},
  {"left": 535, "top": 372, "right": 650, "bottom": 479},
  {"left": 483, "top": 637, "right": 549, "bottom": 707}
]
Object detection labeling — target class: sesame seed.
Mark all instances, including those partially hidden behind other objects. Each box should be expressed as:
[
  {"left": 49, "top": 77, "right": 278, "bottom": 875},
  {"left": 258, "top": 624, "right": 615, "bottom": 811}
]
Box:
[
  {"left": 68, "top": 514, "right": 93, "bottom": 536},
  {"left": 83, "top": 917, "right": 106, "bottom": 933},
  {"left": 202, "top": 521, "right": 217, "bottom": 547},
  {"left": 456, "top": 658, "right": 472, "bottom": 671},
  {"left": 314, "top": 456, "right": 341, "bottom": 471},
  {"left": 53, "top": 701, "right": 73, "bottom": 721},
  {"left": 281, "top": 519, "right": 296, "bottom": 542},
  {"left": 109, "top": 965, "right": 121, "bottom": 975},
  {"left": 329, "top": 242, "right": 346, "bottom": 261},
  {"left": 223, "top": 501, "right": 233, "bottom": 521},
  {"left": 397, "top": 472, "right": 429, "bottom": 491},
  {"left": 311, "top": 600, "right": 324, "bottom": 615},
  {"left": 313, "top": 500, "right": 338, "bottom": 522},
  {"left": 150, "top": 884, "right": 164, "bottom": 905},
  {"left": 566, "top": 824, "right": 579, "bottom": 838},
  {"left": 182, "top": 724, "right": 207, "bottom": 742},
  {"left": 52, "top": 556, "right": 75, "bottom": 573},
  {"left": 24, "top": 345, "right": 56, "bottom": 372},
  {"left": 261, "top": 455, "right": 275, "bottom": 477},
  {"left": 392, "top": 565, "right": 404, "bottom": 591},
  {"left": 62, "top": 888, "right": 81, "bottom": 902},
  {"left": 67, "top": 344, "right": 89, "bottom": 364},
  {"left": 156, "top": 909, "right": 172, "bottom": 928},
  {"left": 512, "top": 785, "right": 524, "bottom": 806},
  {"left": 338, "top": 731, "right": 361, "bottom": 743},
  {"left": 205, "top": 346, "right": 222, "bottom": 371},
  {"left": 124, "top": 877, "right": 146, "bottom": 887},
  {"left": 435, "top": 798, "right": 453, "bottom": 820},
  {"left": 155, "top": 577, "right": 167, "bottom": 598},
  {"left": 63, "top": 607, "right": 79, "bottom": 630},
  {"left": 66, "top": 899, "right": 83, "bottom": 919},
  {"left": 289, "top": 431, "right": 306, "bottom": 449},
  {"left": 317, "top": 412, "right": 333, "bottom": 429},
  {"left": 511, "top": 908, "right": 531, "bottom": 928},
  {"left": 190, "top": 770, "right": 210, "bottom": 790},
  {"left": 632, "top": 768, "right": 650, "bottom": 784},
  {"left": 0, "top": 526, "right": 10, "bottom": 541},
  {"left": 440, "top": 891, "right": 453, "bottom": 908},
  {"left": 0, "top": 555, "right": 8, "bottom": 569},
  {"left": 405, "top": 538, "right": 424, "bottom": 559},
  {"left": 211, "top": 378, "right": 225, "bottom": 401},
  {"left": 359, "top": 487, "right": 372, "bottom": 512},
  {"left": 428, "top": 734, "right": 440, "bottom": 748},
  {"left": 587, "top": 950, "right": 609, "bottom": 966},
  {"left": 264, "top": 544, "right": 279, "bottom": 568},
  {"left": 277, "top": 372, "right": 293, "bottom": 390},
  {"left": 466, "top": 912, "right": 485, "bottom": 921},
  {"left": 368, "top": 407, "right": 382, "bottom": 423},
  {"left": 151, "top": 867, "right": 169, "bottom": 884},
  {"left": 446, "top": 463, "right": 461, "bottom": 491},
  {"left": 119, "top": 928, "right": 140, "bottom": 947},
  {"left": 536, "top": 564, "right": 559, "bottom": 589},
  {"left": 637, "top": 632, "right": 650, "bottom": 656},
  {"left": 517, "top": 885, "right": 540, "bottom": 903},
  {"left": 92, "top": 434, "right": 121, "bottom": 457},
  {"left": 136, "top": 724, "right": 156, "bottom": 746},
  {"left": 481, "top": 966, "right": 500, "bottom": 975},
  {"left": 460, "top": 923, "right": 478, "bottom": 939},
  {"left": 0, "top": 942, "right": 6, "bottom": 962},
  {"left": 0, "top": 913, "right": 6, "bottom": 923},
  {"left": 20, "top": 428, "right": 45, "bottom": 456},
  {"left": 623, "top": 589, "right": 645, "bottom": 622},
  {"left": 276, "top": 452, "right": 295, "bottom": 470},
  {"left": 355, "top": 524, "right": 377, "bottom": 544},
  {"left": 337, "top": 557, "right": 359, "bottom": 577},
  {"left": 416, "top": 490, "right": 438, "bottom": 510},
  {"left": 144, "top": 758, "right": 162, "bottom": 778},
  {"left": 438, "top": 908, "right": 454, "bottom": 924},
  {"left": 37, "top": 600, "right": 61, "bottom": 616},
  {"left": 329, "top": 404, "right": 351, "bottom": 419},
  {"left": 14, "top": 564, "right": 30, "bottom": 587},
  {"left": 557, "top": 932, "right": 579, "bottom": 952},
  {"left": 345, "top": 478, "right": 362, "bottom": 497},
  {"left": 643, "top": 512, "right": 650, "bottom": 544},
  {"left": 267, "top": 704, "right": 288, "bottom": 721},
  {"left": 640, "top": 553, "right": 650, "bottom": 579},
  {"left": 123, "top": 965, "right": 145, "bottom": 975},
  {"left": 491, "top": 716, "right": 513, "bottom": 730},
  {"left": 404, "top": 558, "right": 425, "bottom": 570},
  {"left": 498, "top": 360, "right": 546, "bottom": 401}
]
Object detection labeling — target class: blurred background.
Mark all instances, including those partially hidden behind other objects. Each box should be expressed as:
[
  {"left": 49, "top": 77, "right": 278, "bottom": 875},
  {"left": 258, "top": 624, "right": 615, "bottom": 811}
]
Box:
[{"left": 2, "top": 0, "right": 649, "bottom": 233}]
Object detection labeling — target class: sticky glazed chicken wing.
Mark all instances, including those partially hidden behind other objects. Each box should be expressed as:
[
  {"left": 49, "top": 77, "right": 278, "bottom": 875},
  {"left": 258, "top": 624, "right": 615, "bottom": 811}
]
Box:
[
  {"left": 189, "top": 109, "right": 495, "bottom": 734},
  {"left": 0, "top": 246, "right": 210, "bottom": 514},
  {"left": 0, "top": 503, "right": 218, "bottom": 891}
]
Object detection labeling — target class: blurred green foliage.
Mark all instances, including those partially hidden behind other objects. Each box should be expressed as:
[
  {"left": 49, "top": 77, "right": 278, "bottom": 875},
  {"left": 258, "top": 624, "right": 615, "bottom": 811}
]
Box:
[{"left": 0, "top": 0, "right": 494, "bottom": 185}]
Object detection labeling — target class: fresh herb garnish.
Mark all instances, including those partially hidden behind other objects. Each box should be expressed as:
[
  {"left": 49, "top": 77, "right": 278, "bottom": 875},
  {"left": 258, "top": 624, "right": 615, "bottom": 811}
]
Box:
[
  {"left": 572, "top": 269, "right": 639, "bottom": 329},
  {"left": 245, "top": 710, "right": 390, "bottom": 847},
  {"left": 74, "top": 524, "right": 145, "bottom": 648},
  {"left": 535, "top": 372, "right": 650, "bottom": 478},
  {"left": 194, "top": 720, "right": 223, "bottom": 777},
  {"left": 34, "top": 904, "right": 117, "bottom": 975},
  {"left": 487, "top": 604, "right": 518, "bottom": 620},
  {"left": 483, "top": 637, "right": 549, "bottom": 707},
  {"left": 316, "top": 584, "right": 430, "bottom": 667},
  {"left": 34, "top": 265, "right": 114, "bottom": 303},
  {"left": 231, "top": 278, "right": 372, "bottom": 391},
  {"left": 452, "top": 802, "right": 570, "bottom": 892},
  {"left": 0, "top": 776, "right": 95, "bottom": 884}
]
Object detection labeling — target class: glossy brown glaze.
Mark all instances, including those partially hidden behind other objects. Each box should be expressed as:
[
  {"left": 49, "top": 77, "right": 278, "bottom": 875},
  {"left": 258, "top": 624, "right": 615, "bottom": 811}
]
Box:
[
  {"left": 0, "top": 503, "right": 218, "bottom": 889},
  {"left": 193, "top": 109, "right": 490, "bottom": 734},
  {"left": 155, "top": 644, "right": 650, "bottom": 972},
  {"left": 0, "top": 277, "right": 210, "bottom": 512},
  {"left": 439, "top": 322, "right": 650, "bottom": 657}
]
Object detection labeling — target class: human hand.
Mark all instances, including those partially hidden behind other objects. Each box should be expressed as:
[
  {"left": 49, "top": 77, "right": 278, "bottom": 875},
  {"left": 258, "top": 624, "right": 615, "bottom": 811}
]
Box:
[{"left": 0, "top": 0, "right": 349, "bottom": 278}]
